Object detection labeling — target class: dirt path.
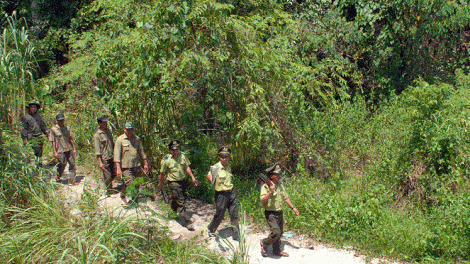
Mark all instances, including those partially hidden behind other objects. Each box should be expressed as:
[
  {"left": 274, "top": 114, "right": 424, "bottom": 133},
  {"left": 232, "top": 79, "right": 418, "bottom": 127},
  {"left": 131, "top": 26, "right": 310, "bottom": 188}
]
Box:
[{"left": 55, "top": 166, "right": 401, "bottom": 264}]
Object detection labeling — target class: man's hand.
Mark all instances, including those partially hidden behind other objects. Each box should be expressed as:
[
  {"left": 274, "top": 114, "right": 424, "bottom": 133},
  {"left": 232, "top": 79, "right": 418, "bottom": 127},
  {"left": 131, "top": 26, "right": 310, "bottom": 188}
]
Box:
[
  {"left": 143, "top": 164, "right": 149, "bottom": 174},
  {"left": 293, "top": 207, "right": 300, "bottom": 216},
  {"left": 192, "top": 177, "right": 199, "bottom": 187},
  {"left": 23, "top": 140, "right": 27, "bottom": 146},
  {"left": 54, "top": 153, "right": 60, "bottom": 160},
  {"left": 73, "top": 149, "right": 77, "bottom": 156},
  {"left": 269, "top": 183, "right": 276, "bottom": 192},
  {"left": 157, "top": 182, "right": 163, "bottom": 190},
  {"left": 116, "top": 168, "right": 122, "bottom": 180},
  {"left": 98, "top": 162, "right": 105, "bottom": 170}
]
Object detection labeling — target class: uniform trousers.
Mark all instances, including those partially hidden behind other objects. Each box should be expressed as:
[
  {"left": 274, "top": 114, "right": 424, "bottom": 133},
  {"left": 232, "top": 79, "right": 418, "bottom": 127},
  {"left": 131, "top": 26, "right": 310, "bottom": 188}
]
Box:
[
  {"left": 121, "top": 167, "right": 142, "bottom": 199},
  {"left": 262, "top": 210, "right": 284, "bottom": 254},
  {"left": 208, "top": 189, "right": 240, "bottom": 240},
  {"left": 102, "top": 159, "right": 116, "bottom": 195},
  {"left": 168, "top": 181, "right": 191, "bottom": 225},
  {"left": 57, "top": 151, "right": 76, "bottom": 178}
]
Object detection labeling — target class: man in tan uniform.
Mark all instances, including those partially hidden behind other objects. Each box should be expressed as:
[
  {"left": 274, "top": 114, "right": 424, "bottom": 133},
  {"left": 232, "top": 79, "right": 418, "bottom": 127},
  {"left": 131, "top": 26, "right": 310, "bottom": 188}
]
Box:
[
  {"left": 114, "top": 122, "right": 149, "bottom": 203},
  {"left": 21, "top": 100, "right": 48, "bottom": 163},
  {"left": 158, "top": 139, "right": 198, "bottom": 230},
  {"left": 93, "top": 115, "right": 116, "bottom": 196},
  {"left": 49, "top": 114, "right": 78, "bottom": 185},
  {"left": 207, "top": 146, "right": 239, "bottom": 240},
  {"left": 260, "top": 163, "right": 299, "bottom": 257}
]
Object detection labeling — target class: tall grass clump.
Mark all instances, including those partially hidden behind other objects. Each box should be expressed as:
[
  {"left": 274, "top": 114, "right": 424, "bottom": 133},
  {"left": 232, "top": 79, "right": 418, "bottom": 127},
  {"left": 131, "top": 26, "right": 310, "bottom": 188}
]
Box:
[{"left": 0, "top": 11, "right": 42, "bottom": 125}]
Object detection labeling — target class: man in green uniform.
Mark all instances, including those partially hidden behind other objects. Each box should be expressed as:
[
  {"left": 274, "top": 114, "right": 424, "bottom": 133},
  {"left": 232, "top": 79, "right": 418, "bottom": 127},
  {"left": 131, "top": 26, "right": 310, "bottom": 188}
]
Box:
[
  {"left": 114, "top": 122, "right": 149, "bottom": 203},
  {"left": 260, "top": 163, "right": 299, "bottom": 257},
  {"left": 49, "top": 114, "right": 78, "bottom": 185},
  {"left": 206, "top": 146, "right": 240, "bottom": 240},
  {"left": 21, "top": 100, "right": 48, "bottom": 163},
  {"left": 158, "top": 139, "right": 198, "bottom": 230},
  {"left": 93, "top": 115, "right": 116, "bottom": 196}
]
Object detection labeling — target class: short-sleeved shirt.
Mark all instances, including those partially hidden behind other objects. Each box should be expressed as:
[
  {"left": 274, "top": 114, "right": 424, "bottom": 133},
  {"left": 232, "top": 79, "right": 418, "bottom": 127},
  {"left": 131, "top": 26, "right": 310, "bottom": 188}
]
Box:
[
  {"left": 260, "top": 183, "right": 289, "bottom": 211},
  {"left": 93, "top": 129, "right": 114, "bottom": 161},
  {"left": 114, "top": 134, "right": 147, "bottom": 169},
  {"left": 160, "top": 153, "right": 191, "bottom": 182},
  {"left": 208, "top": 161, "right": 233, "bottom": 192},
  {"left": 49, "top": 125, "right": 73, "bottom": 153},
  {"left": 21, "top": 113, "right": 48, "bottom": 140}
]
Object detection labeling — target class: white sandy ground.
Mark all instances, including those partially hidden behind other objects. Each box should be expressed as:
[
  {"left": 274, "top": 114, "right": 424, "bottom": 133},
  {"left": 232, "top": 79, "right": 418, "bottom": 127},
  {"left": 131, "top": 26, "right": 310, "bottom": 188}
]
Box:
[{"left": 53, "top": 166, "right": 403, "bottom": 264}]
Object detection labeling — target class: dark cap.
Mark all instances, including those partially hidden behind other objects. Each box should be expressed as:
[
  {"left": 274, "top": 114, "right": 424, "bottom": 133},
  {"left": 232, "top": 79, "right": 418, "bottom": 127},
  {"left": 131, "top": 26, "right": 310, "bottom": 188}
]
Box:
[
  {"left": 218, "top": 146, "right": 231, "bottom": 157},
  {"left": 55, "top": 113, "right": 65, "bottom": 121},
  {"left": 168, "top": 139, "right": 180, "bottom": 150},
  {"left": 26, "top": 100, "right": 41, "bottom": 109},
  {"left": 97, "top": 115, "right": 109, "bottom": 123},
  {"left": 266, "top": 163, "right": 282, "bottom": 174},
  {"left": 124, "top": 122, "right": 135, "bottom": 129}
]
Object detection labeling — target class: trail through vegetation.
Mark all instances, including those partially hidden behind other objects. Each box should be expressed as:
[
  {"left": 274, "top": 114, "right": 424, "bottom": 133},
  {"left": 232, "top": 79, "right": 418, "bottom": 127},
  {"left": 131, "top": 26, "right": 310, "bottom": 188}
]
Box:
[{"left": 55, "top": 164, "right": 402, "bottom": 264}]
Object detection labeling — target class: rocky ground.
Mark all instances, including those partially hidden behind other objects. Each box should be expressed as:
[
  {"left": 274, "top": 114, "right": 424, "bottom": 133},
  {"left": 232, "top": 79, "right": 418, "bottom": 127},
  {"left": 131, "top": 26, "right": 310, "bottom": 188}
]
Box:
[{"left": 51, "top": 165, "right": 402, "bottom": 264}]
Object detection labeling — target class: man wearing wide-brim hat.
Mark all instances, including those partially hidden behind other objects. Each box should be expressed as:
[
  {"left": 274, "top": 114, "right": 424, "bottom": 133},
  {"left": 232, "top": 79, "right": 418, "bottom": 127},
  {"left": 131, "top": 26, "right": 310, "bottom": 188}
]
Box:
[
  {"left": 21, "top": 100, "right": 48, "bottom": 163},
  {"left": 114, "top": 122, "right": 149, "bottom": 203},
  {"left": 260, "top": 163, "right": 299, "bottom": 258}
]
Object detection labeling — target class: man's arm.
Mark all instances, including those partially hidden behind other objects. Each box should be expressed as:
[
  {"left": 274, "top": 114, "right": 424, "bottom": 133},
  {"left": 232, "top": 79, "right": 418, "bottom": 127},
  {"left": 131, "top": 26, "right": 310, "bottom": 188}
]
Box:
[
  {"left": 52, "top": 141, "right": 59, "bottom": 159},
  {"left": 206, "top": 171, "right": 213, "bottom": 183},
  {"left": 93, "top": 134, "right": 104, "bottom": 170},
  {"left": 138, "top": 139, "right": 148, "bottom": 173},
  {"left": 113, "top": 138, "right": 122, "bottom": 179},
  {"left": 97, "top": 155, "right": 104, "bottom": 170},
  {"left": 70, "top": 138, "right": 77, "bottom": 156},
  {"left": 142, "top": 158, "right": 149, "bottom": 173},
  {"left": 115, "top": 162, "right": 122, "bottom": 179},
  {"left": 284, "top": 198, "right": 299, "bottom": 216},
  {"left": 157, "top": 172, "right": 166, "bottom": 190},
  {"left": 185, "top": 166, "right": 198, "bottom": 187},
  {"left": 260, "top": 184, "right": 275, "bottom": 205}
]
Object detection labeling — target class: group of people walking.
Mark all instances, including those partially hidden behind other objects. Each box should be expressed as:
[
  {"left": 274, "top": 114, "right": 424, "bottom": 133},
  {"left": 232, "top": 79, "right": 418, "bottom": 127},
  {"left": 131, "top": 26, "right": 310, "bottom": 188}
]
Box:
[
  {"left": 21, "top": 100, "right": 300, "bottom": 258},
  {"left": 21, "top": 101, "right": 78, "bottom": 185}
]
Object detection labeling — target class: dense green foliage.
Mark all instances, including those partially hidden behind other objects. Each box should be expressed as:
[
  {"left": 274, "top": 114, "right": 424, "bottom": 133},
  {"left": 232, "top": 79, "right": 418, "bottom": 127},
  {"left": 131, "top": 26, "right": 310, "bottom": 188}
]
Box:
[{"left": 2, "top": 0, "right": 470, "bottom": 262}]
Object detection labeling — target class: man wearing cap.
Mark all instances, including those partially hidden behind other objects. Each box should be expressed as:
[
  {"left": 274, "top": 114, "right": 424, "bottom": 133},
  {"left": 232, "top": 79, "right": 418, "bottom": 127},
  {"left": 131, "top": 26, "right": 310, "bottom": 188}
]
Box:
[
  {"left": 21, "top": 100, "right": 48, "bottom": 163},
  {"left": 206, "top": 146, "right": 240, "bottom": 240},
  {"left": 260, "top": 163, "right": 300, "bottom": 257},
  {"left": 49, "top": 114, "right": 78, "bottom": 185},
  {"left": 114, "top": 122, "right": 149, "bottom": 203},
  {"left": 93, "top": 115, "right": 116, "bottom": 196},
  {"left": 158, "top": 139, "right": 198, "bottom": 230}
]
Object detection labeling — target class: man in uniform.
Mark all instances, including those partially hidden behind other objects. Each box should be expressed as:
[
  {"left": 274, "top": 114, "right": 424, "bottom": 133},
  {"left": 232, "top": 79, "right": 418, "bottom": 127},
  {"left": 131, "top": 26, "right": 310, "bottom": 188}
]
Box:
[
  {"left": 49, "top": 114, "right": 78, "bottom": 185},
  {"left": 158, "top": 139, "right": 198, "bottom": 230},
  {"left": 260, "top": 163, "right": 300, "bottom": 257},
  {"left": 206, "top": 146, "right": 239, "bottom": 240},
  {"left": 21, "top": 100, "right": 48, "bottom": 164},
  {"left": 93, "top": 115, "right": 116, "bottom": 196},
  {"left": 114, "top": 122, "right": 149, "bottom": 203}
]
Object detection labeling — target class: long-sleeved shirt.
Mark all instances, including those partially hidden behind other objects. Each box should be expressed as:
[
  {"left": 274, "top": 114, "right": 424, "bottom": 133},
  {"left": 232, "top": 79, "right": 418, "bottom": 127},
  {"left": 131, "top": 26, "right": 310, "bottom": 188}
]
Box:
[{"left": 21, "top": 113, "right": 48, "bottom": 140}]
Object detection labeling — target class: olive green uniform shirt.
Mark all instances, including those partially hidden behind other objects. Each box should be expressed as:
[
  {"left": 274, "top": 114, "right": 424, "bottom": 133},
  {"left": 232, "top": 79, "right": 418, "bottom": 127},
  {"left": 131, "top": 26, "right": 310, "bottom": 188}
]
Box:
[
  {"left": 114, "top": 134, "right": 147, "bottom": 169},
  {"left": 93, "top": 129, "right": 114, "bottom": 161},
  {"left": 21, "top": 113, "right": 48, "bottom": 140},
  {"left": 209, "top": 161, "right": 234, "bottom": 192},
  {"left": 160, "top": 153, "right": 190, "bottom": 182},
  {"left": 49, "top": 125, "right": 73, "bottom": 153},
  {"left": 260, "top": 183, "right": 289, "bottom": 211}
]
